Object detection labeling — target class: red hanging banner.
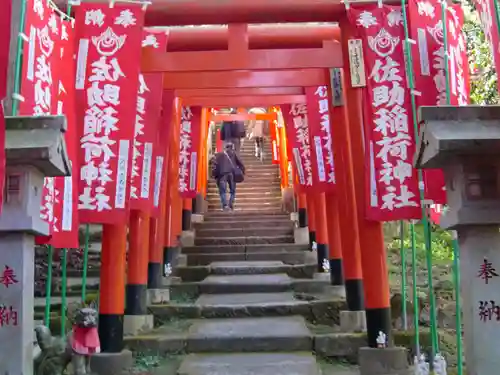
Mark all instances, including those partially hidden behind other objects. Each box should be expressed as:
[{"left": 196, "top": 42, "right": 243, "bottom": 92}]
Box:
[
  {"left": 473, "top": 0, "right": 500, "bottom": 94},
  {"left": 349, "top": 5, "right": 421, "bottom": 221},
  {"left": 0, "top": 0, "right": 11, "bottom": 212},
  {"left": 19, "top": 2, "right": 62, "bottom": 244},
  {"left": 19, "top": 0, "right": 60, "bottom": 115},
  {"left": 216, "top": 128, "right": 223, "bottom": 152},
  {"left": 408, "top": 0, "right": 446, "bottom": 204},
  {"left": 447, "top": 4, "right": 470, "bottom": 106},
  {"left": 1, "top": 0, "right": 11, "bottom": 99},
  {"left": 130, "top": 29, "right": 168, "bottom": 212},
  {"left": 305, "top": 85, "right": 336, "bottom": 193},
  {"left": 178, "top": 106, "right": 202, "bottom": 198},
  {"left": 281, "top": 104, "right": 314, "bottom": 193},
  {"left": 74, "top": 4, "right": 145, "bottom": 224},
  {"left": 151, "top": 90, "right": 175, "bottom": 218},
  {"left": 50, "top": 21, "right": 79, "bottom": 248}
]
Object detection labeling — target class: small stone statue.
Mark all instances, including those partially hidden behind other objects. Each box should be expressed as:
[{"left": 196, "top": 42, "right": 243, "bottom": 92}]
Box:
[
  {"left": 34, "top": 306, "right": 100, "bottom": 375},
  {"left": 312, "top": 241, "right": 317, "bottom": 251},
  {"left": 433, "top": 353, "right": 447, "bottom": 375},
  {"left": 322, "top": 258, "right": 330, "bottom": 273},
  {"left": 376, "top": 331, "right": 387, "bottom": 348},
  {"left": 414, "top": 354, "right": 430, "bottom": 375},
  {"left": 164, "top": 262, "right": 172, "bottom": 277},
  {"left": 70, "top": 306, "right": 100, "bottom": 375}
]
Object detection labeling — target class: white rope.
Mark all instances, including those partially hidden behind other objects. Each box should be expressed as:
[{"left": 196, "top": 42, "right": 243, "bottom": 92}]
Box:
[
  {"left": 18, "top": 32, "right": 29, "bottom": 42},
  {"left": 12, "top": 93, "right": 25, "bottom": 102},
  {"left": 48, "top": 0, "right": 74, "bottom": 21}
]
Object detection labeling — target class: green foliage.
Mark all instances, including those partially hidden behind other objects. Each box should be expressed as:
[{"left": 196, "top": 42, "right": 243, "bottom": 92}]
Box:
[
  {"left": 387, "top": 223, "right": 453, "bottom": 262},
  {"left": 463, "top": 0, "right": 500, "bottom": 104}
]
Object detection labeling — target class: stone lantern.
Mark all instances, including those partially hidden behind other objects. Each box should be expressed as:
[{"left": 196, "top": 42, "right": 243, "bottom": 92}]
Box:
[
  {"left": 415, "top": 105, "right": 500, "bottom": 375},
  {"left": 0, "top": 115, "right": 71, "bottom": 375}
]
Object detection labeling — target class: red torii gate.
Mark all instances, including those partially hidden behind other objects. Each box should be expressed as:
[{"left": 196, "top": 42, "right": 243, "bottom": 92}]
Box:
[
  {"left": 141, "top": 17, "right": 389, "bottom": 349},
  {"left": 54, "top": 0, "right": 391, "bottom": 351}
]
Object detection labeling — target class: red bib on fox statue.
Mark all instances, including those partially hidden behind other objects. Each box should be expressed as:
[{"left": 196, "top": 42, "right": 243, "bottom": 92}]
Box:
[{"left": 71, "top": 326, "right": 100, "bottom": 355}]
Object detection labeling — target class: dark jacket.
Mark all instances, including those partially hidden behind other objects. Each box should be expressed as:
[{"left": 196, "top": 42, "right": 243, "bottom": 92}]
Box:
[
  {"left": 211, "top": 149, "right": 245, "bottom": 179},
  {"left": 220, "top": 121, "right": 245, "bottom": 140}
]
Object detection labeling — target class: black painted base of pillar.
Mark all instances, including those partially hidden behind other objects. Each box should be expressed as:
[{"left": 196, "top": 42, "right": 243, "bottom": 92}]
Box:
[
  {"left": 193, "top": 193, "right": 204, "bottom": 214},
  {"left": 329, "top": 258, "right": 344, "bottom": 286},
  {"left": 309, "top": 231, "right": 316, "bottom": 251},
  {"left": 147, "top": 262, "right": 161, "bottom": 289},
  {"left": 345, "top": 279, "right": 365, "bottom": 311},
  {"left": 98, "top": 313, "right": 124, "bottom": 353},
  {"left": 192, "top": 197, "right": 198, "bottom": 214},
  {"left": 125, "top": 284, "right": 147, "bottom": 315},
  {"left": 182, "top": 209, "right": 192, "bottom": 231},
  {"left": 316, "top": 243, "right": 328, "bottom": 272},
  {"left": 298, "top": 208, "right": 307, "bottom": 228},
  {"left": 366, "top": 307, "right": 392, "bottom": 348}
]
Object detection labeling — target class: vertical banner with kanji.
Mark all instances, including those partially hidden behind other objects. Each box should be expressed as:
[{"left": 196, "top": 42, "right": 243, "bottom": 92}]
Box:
[
  {"left": 447, "top": 4, "right": 470, "bottom": 106},
  {"left": 178, "top": 106, "right": 202, "bottom": 198},
  {"left": 130, "top": 29, "right": 167, "bottom": 212},
  {"left": 408, "top": 1, "right": 470, "bottom": 205},
  {"left": 19, "top": 0, "right": 60, "bottom": 115},
  {"left": 408, "top": 0, "right": 447, "bottom": 204},
  {"left": 305, "top": 85, "right": 336, "bottom": 193},
  {"left": 50, "top": 21, "right": 79, "bottom": 248},
  {"left": 349, "top": 5, "right": 421, "bottom": 221},
  {"left": 151, "top": 90, "right": 175, "bottom": 218},
  {"left": 19, "top": 1, "right": 61, "bottom": 242},
  {"left": 473, "top": 0, "right": 500, "bottom": 94},
  {"left": 281, "top": 104, "right": 314, "bottom": 193},
  {"left": 74, "top": 4, "right": 145, "bottom": 224}
]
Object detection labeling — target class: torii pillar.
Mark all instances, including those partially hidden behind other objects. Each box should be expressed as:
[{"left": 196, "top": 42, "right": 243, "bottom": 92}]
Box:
[{"left": 340, "top": 16, "right": 397, "bottom": 357}]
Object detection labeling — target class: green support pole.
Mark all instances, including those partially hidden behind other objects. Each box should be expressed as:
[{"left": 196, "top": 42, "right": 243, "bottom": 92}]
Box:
[
  {"left": 400, "top": 221, "right": 407, "bottom": 330},
  {"left": 452, "top": 233, "right": 463, "bottom": 375},
  {"left": 401, "top": 0, "right": 439, "bottom": 357},
  {"left": 410, "top": 222, "right": 420, "bottom": 353},
  {"left": 44, "top": 245, "right": 54, "bottom": 326},
  {"left": 61, "top": 248, "right": 68, "bottom": 334},
  {"left": 81, "top": 224, "right": 90, "bottom": 303}
]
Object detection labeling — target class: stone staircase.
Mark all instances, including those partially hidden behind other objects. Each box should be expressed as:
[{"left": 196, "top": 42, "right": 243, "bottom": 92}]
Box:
[{"left": 126, "top": 140, "right": 362, "bottom": 374}]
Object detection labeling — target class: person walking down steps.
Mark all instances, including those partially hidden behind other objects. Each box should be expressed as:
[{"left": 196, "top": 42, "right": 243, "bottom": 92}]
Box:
[
  {"left": 247, "top": 107, "right": 267, "bottom": 160},
  {"left": 211, "top": 142, "right": 246, "bottom": 211},
  {"left": 220, "top": 108, "right": 246, "bottom": 153}
]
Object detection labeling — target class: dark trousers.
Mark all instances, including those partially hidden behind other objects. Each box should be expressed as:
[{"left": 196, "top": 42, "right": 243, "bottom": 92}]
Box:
[{"left": 217, "top": 173, "right": 236, "bottom": 208}]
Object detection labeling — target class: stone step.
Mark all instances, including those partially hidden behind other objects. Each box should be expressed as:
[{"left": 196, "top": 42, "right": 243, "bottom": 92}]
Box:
[
  {"left": 196, "top": 227, "right": 293, "bottom": 238},
  {"left": 184, "top": 316, "right": 312, "bottom": 352},
  {"left": 206, "top": 196, "right": 282, "bottom": 204},
  {"left": 207, "top": 202, "right": 282, "bottom": 210},
  {"left": 207, "top": 186, "right": 281, "bottom": 194},
  {"left": 199, "top": 274, "right": 292, "bottom": 294},
  {"left": 175, "top": 262, "right": 316, "bottom": 282},
  {"left": 177, "top": 352, "right": 321, "bottom": 375},
  {"left": 209, "top": 261, "right": 289, "bottom": 275},
  {"left": 206, "top": 191, "right": 281, "bottom": 199},
  {"left": 195, "top": 292, "right": 299, "bottom": 306},
  {"left": 149, "top": 290, "right": 343, "bottom": 321},
  {"left": 186, "top": 251, "right": 311, "bottom": 267},
  {"left": 208, "top": 177, "right": 280, "bottom": 184},
  {"left": 194, "top": 235, "right": 293, "bottom": 246},
  {"left": 196, "top": 220, "right": 293, "bottom": 230},
  {"left": 181, "top": 243, "right": 308, "bottom": 254},
  {"left": 204, "top": 213, "right": 289, "bottom": 221}
]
